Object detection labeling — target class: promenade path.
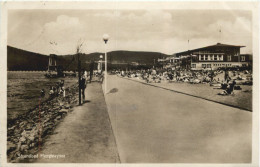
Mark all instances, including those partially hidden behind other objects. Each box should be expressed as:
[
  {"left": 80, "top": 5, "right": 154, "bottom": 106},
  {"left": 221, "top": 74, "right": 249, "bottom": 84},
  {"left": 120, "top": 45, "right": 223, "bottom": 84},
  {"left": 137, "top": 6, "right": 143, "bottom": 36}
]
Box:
[
  {"left": 36, "top": 82, "right": 119, "bottom": 163},
  {"left": 104, "top": 75, "right": 252, "bottom": 163}
]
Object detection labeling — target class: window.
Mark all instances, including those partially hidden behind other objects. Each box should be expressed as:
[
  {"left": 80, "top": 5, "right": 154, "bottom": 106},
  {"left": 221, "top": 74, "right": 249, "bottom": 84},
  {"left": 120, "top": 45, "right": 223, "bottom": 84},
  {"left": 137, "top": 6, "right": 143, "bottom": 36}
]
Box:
[
  {"left": 205, "top": 55, "right": 208, "bottom": 60},
  {"left": 192, "top": 64, "right": 196, "bottom": 68},
  {"left": 202, "top": 64, "right": 206, "bottom": 68},
  {"left": 200, "top": 55, "right": 203, "bottom": 60},
  {"left": 214, "top": 55, "right": 218, "bottom": 61},
  {"left": 220, "top": 55, "right": 223, "bottom": 61},
  {"left": 241, "top": 56, "right": 245, "bottom": 61},
  {"left": 227, "top": 55, "right": 231, "bottom": 61},
  {"left": 207, "top": 64, "right": 211, "bottom": 68}
]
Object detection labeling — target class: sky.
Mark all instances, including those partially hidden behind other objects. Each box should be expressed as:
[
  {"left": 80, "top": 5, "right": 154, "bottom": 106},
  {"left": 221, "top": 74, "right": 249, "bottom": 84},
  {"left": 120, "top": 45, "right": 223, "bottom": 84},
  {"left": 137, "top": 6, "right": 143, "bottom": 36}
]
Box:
[{"left": 8, "top": 9, "right": 252, "bottom": 55}]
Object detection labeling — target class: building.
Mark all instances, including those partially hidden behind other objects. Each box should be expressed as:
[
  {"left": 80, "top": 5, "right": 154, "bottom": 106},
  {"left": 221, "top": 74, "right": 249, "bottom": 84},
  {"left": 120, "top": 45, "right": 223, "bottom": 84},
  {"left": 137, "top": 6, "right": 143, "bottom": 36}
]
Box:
[
  {"left": 158, "top": 56, "right": 181, "bottom": 69},
  {"left": 174, "top": 43, "right": 250, "bottom": 70},
  {"left": 158, "top": 57, "right": 172, "bottom": 68}
]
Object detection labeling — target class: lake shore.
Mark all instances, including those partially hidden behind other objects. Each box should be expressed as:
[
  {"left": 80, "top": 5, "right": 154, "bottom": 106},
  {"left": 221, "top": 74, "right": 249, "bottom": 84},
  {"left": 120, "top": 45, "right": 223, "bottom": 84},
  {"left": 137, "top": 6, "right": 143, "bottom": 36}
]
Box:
[
  {"left": 7, "top": 71, "right": 78, "bottom": 120},
  {"left": 7, "top": 83, "right": 79, "bottom": 163}
]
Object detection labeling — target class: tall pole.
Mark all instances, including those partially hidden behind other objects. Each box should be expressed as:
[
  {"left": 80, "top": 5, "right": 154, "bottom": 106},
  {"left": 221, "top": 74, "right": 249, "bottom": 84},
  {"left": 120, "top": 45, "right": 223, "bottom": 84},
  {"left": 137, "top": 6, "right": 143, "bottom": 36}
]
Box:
[
  {"left": 100, "top": 55, "right": 103, "bottom": 72},
  {"left": 219, "top": 27, "right": 221, "bottom": 43},
  {"left": 103, "top": 34, "right": 109, "bottom": 94},
  {"left": 188, "top": 39, "right": 189, "bottom": 51},
  {"left": 101, "top": 59, "right": 102, "bottom": 71},
  {"left": 78, "top": 53, "right": 81, "bottom": 105},
  {"left": 105, "top": 44, "right": 107, "bottom": 94}
]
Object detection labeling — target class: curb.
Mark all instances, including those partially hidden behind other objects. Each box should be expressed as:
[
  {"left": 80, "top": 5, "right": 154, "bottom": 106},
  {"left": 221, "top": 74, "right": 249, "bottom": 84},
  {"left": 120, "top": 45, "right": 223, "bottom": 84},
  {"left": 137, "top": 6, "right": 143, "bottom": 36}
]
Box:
[{"left": 101, "top": 81, "right": 121, "bottom": 163}]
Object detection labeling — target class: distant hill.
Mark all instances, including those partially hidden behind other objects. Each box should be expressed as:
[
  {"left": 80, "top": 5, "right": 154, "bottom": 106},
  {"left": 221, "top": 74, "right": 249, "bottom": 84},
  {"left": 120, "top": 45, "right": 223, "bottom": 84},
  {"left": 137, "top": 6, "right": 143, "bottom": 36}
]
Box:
[
  {"left": 7, "top": 46, "right": 171, "bottom": 71},
  {"left": 7, "top": 46, "right": 49, "bottom": 71}
]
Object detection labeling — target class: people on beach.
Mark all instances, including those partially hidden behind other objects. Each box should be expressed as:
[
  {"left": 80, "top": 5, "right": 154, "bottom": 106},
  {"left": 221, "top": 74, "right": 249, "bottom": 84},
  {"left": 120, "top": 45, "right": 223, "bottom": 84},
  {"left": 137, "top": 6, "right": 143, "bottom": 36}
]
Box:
[
  {"left": 209, "top": 70, "right": 215, "bottom": 82},
  {"left": 111, "top": 66, "right": 252, "bottom": 96},
  {"left": 224, "top": 70, "right": 231, "bottom": 83},
  {"left": 219, "top": 80, "right": 236, "bottom": 95},
  {"left": 47, "top": 80, "right": 66, "bottom": 99}
]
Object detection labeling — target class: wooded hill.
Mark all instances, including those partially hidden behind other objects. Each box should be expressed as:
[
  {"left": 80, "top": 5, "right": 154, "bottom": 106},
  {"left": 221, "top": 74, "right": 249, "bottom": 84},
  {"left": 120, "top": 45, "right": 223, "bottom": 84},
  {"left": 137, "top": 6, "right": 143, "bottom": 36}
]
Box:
[{"left": 7, "top": 46, "right": 170, "bottom": 71}]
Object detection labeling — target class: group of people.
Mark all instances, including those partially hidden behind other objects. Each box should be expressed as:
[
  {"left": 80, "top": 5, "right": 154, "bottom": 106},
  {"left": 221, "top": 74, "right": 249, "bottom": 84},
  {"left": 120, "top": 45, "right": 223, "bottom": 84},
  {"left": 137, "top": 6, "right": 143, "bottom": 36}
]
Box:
[
  {"left": 218, "top": 70, "right": 249, "bottom": 95},
  {"left": 39, "top": 79, "right": 65, "bottom": 100},
  {"left": 219, "top": 80, "right": 237, "bottom": 95},
  {"left": 49, "top": 80, "right": 65, "bottom": 98},
  {"left": 112, "top": 67, "right": 252, "bottom": 96},
  {"left": 113, "top": 68, "right": 223, "bottom": 84}
]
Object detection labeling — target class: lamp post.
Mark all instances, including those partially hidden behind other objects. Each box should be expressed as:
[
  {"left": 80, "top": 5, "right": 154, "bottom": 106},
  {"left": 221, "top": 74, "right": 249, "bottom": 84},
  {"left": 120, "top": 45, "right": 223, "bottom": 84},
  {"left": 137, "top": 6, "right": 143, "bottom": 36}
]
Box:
[
  {"left": 103, "top": 34, "right": 109, "bottom": 94},
  {"left": 100, "top": 55, "right": 103, "bottom": 72}
]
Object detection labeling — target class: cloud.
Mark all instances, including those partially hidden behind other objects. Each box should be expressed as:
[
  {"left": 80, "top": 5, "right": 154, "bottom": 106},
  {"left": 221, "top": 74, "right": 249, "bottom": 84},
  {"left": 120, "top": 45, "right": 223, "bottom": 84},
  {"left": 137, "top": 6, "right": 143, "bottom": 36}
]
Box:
[
  {"left": 8, "top": 10, "right": 252, "bottom": 55},
  {"left": 42, "top": 15, "right": 85, "bottom": 54}
]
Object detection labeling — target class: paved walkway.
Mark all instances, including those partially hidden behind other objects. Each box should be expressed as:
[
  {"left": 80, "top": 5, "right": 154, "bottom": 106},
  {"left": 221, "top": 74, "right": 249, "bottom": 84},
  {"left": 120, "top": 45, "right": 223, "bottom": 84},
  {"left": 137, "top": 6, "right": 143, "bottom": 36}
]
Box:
[
  {"left": 104, "top": 75, "right": 252, "bottom": 163},
  {"left": 36, "top": 82, "right": 119, "bottom": 163}
]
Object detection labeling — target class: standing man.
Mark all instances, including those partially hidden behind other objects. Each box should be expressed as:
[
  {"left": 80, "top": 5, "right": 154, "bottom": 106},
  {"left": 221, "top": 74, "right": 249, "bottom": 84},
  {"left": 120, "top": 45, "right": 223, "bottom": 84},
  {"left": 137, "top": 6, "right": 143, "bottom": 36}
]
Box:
[
  {"left": 80, "top": 75, "right": 87, "bottom": 103},
  {"left": 224, "top": 70, "right": 231, "bottom": 83},
  {"left": 89, "top": 60, "right": 95, "bottom": 83}
]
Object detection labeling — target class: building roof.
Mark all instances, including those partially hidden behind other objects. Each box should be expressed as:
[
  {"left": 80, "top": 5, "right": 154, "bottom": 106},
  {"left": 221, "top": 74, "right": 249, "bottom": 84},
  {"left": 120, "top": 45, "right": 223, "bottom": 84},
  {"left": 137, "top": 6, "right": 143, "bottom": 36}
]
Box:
[{"left": 175, "top": 43, "right": 245, "bottom": 56}]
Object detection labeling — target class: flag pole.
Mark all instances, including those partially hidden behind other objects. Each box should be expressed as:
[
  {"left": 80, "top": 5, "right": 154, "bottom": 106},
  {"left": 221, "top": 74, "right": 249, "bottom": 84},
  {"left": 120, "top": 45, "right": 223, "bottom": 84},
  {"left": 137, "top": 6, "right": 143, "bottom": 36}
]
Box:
[{"left": 219, "top": 26, "right": 221, "bottom": 43}]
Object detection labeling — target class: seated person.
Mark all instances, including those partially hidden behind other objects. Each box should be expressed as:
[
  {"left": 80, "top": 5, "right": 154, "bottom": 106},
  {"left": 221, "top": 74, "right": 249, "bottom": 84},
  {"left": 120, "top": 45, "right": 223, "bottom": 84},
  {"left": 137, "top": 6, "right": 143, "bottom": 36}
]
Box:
[
  {"left": 218, "top": 80, "right": 236, "bottom": 95},
  {"left": 237, "top": 74, "right": 243, "bottom": 80}
]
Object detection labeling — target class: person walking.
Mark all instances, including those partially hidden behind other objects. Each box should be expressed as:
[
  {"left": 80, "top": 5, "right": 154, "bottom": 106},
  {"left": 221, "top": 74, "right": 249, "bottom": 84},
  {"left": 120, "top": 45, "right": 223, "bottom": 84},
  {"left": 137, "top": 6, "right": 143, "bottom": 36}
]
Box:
[{"left": 80, "top": 75, "right": 87, "bottom": 103}]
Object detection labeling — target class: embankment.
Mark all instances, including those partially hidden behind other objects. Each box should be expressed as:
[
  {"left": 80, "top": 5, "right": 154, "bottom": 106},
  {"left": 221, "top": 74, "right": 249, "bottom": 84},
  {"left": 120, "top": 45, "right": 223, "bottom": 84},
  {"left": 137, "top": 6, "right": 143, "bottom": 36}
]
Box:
[{"left": 7, "top": 84, "right": 79, "bottom": 162}]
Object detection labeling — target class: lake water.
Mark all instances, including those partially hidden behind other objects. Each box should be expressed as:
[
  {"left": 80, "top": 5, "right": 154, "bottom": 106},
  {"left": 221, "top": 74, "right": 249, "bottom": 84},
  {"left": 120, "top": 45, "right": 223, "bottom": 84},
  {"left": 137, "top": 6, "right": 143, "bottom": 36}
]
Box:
[{"left": 7, "top": 71, "right": 77, "bottom": 120}]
